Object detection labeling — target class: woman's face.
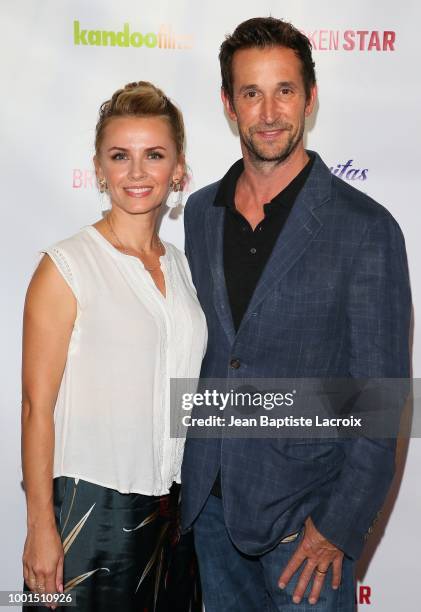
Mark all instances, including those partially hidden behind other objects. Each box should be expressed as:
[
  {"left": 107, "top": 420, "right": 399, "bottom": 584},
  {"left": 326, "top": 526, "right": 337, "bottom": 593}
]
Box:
[{"left": 95, "top": 115, "right": 183, "bottom": 216}]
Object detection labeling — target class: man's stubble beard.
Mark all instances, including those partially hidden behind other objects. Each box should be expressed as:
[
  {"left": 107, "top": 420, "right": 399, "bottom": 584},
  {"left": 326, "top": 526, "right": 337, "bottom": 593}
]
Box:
[{"left": 240, "top": 121, "right": 305, "bottom": 166}]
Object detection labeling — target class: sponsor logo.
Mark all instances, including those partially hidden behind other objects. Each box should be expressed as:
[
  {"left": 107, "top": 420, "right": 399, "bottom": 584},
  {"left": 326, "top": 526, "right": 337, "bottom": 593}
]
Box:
[
  {"left": 330, "top": 160, "right": 368, "bottom": 182},
  {"left": 300, "top": 29, "right": 395, "bottom": 51},
  {"left": 356, "top": 584, "right": 372, "bottom": 605},
  {"left": 74, "top": 164, "right": 366, "bottom": 189},
  {"left": 74, "top": 164, "right": 366, "bottom": 190},
  {"left": 73, "top": 20, "right": 193, "bottom": 49},
  {"left": 73, "top": 169, "right": 96, "bottom": 189},
  {"left": 72, "top": 168, "right": 194, "bottom": 192}
]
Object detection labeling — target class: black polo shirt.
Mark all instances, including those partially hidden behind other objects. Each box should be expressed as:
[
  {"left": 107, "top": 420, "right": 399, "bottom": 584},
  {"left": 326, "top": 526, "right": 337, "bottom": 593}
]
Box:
[
  {"left": 210, "top": 153, "right": 315, "bottom": 498},
  {"left": 215, "top": 153, "right": 315, "bottom": 331}
]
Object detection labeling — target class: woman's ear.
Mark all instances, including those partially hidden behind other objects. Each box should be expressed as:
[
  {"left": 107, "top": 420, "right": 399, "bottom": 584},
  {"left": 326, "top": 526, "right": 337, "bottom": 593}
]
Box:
[
  {"left": 94, "top": 156, "right": 107, "bottom": 192},
  {"left": 174, "top": 154, "right": 187, "bottom": 187}
]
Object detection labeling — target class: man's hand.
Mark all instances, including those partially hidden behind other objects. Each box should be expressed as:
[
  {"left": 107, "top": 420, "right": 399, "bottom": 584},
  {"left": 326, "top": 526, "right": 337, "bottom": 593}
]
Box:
[{"left": 278, "top": 516, "right": 344, "bottom": 605}]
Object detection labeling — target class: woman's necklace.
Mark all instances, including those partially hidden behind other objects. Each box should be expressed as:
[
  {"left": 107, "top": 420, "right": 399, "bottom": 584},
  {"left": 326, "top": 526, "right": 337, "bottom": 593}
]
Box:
[{"left": 106, "top": 214, "right": 164, "bottom": 272}]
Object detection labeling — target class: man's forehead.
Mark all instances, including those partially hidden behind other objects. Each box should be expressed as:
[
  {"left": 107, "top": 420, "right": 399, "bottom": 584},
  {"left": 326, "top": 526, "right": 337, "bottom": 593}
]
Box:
[
  {"left": 232, "top": 45, "right": 299, "bottom": 64},
  {"left": 231, "top": 46, "right": 302, "bottom": 84}
]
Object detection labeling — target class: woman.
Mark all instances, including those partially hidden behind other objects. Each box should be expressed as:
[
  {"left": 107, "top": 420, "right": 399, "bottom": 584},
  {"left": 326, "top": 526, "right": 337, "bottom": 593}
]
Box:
[{"left": 21, "top": 81, "right": 207, "bottom": 611}]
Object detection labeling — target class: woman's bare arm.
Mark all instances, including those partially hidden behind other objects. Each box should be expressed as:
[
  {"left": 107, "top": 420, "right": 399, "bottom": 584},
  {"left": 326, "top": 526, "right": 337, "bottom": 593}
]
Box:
[{"left": 21, "top": 255, "right": 76, "bottom": 599}]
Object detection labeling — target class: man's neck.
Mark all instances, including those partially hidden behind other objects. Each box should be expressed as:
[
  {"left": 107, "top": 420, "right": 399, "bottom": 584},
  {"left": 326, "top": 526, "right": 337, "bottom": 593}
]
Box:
[{"left": 237, "top": 145, "right": 309, "bottom": 208}]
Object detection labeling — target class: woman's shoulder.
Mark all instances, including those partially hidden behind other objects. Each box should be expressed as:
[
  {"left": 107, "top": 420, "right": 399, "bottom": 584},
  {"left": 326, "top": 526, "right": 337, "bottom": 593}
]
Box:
[
  {"left": 40, "top": 229, "right": 94, "bottom": 303},
  {"left": 42, "top": 227, "right": 105, "bottom": 292},
  {"left": 162, "top": 240, "right": 184, "bottom": 258},
  {"left": 162, "top": 240, "right": 196, "bottom": 287},
  {"left": 46, "top": 226, "right": 93, "bottom": 255},
  {"left": 161, "top": 238, "right": 184, "bottom": 257},
  {"left": 162, "top": 240, "right": 189, "bottom": 267}
]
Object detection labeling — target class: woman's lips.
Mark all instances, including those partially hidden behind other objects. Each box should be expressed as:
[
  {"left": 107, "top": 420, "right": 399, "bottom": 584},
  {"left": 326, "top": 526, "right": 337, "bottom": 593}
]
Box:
[{"left": 124, "top": 186, "right": 153, "bottom": 198}]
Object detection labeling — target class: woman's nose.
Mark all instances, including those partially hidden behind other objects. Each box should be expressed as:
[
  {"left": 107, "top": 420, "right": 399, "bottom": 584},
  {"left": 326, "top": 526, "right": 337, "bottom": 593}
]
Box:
[{"left": 128, "top": 160, "right": 147, "bottom": 181}]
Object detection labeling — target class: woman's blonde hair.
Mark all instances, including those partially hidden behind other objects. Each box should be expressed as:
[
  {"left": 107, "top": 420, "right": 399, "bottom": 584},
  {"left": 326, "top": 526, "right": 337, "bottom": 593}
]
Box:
[{"left": 95, "top": 81, "right": 185, "bottom": 161}]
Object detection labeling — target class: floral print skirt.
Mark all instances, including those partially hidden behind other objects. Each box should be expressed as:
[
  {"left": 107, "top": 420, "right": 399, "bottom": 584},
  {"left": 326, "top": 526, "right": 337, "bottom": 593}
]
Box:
[{"left": 24, "top": 477, "right": 202, "bottom": 611}]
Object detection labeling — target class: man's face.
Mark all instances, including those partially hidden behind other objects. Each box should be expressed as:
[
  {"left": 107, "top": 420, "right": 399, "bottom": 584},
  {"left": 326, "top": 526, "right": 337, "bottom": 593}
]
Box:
[{"left": 223, "top": 46, "right": 316, "bottom": 164}]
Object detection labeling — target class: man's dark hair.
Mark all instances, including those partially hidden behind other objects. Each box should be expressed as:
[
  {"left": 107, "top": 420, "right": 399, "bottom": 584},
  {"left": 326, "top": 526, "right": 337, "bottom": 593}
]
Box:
[{"left": 219, "top": 17, "right": 316, "bottom": 102}]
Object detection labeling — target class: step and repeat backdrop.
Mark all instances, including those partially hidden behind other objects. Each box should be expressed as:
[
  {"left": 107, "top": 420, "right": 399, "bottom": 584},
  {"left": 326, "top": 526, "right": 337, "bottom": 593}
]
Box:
[{"left": 1, "top": 0, "right": 420, "bottom": 609}]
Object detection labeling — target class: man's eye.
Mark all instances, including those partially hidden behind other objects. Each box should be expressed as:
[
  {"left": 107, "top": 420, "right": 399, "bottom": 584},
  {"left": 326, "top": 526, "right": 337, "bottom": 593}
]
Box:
[
  {"left": 280, "top": 88, "right": 292, "bottom": 96},
  {"left": 245, "top": 91, "right": 258, "bottom": 98}
]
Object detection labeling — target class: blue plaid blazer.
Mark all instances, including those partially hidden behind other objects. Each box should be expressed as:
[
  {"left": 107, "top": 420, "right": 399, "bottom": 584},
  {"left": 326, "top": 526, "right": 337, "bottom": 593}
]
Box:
[{"left": 180, "top": 151, "right": 411, "bottom": 560}]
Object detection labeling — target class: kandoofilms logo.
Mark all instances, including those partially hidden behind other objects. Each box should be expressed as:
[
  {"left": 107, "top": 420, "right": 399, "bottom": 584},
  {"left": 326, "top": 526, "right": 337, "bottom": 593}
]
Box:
[{"left": 73, "top": 20, "right": 193, "bottom": 49}]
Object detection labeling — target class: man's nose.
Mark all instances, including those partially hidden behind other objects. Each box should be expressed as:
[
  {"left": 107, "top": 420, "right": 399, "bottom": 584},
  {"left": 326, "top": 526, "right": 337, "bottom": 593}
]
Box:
[{"left": 260, "top": 96, "right": 279, "bottom": 124}]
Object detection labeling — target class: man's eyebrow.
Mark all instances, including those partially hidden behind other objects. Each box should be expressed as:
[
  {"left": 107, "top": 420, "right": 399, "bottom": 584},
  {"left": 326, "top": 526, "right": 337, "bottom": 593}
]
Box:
[
  {"left": 277, "top": 81, "right": 297, "bottom": 88},
  {"left": 238, "top": 81, "right": 298, "bottom": 93},
  {"left": 238, "top": 84, "right": 259, "bottom": 93}
]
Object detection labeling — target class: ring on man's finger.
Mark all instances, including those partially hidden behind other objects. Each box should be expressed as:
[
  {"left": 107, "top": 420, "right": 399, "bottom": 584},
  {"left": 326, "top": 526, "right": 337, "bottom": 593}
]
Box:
[
  {"left": 36, "top": 585, "right": 46, "bottom": 590},
  {"left": 315, "top": 568, "right": 328, "bottom": 576}
]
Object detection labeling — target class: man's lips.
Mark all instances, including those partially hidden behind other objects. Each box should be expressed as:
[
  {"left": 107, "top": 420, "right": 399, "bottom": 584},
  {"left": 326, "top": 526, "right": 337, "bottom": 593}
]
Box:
[
  {"left": 255, "top": 128, "right": 286, "bottom": 139},
  {"left": 124, "top": 186, "right": 153, "bottom": 198}
]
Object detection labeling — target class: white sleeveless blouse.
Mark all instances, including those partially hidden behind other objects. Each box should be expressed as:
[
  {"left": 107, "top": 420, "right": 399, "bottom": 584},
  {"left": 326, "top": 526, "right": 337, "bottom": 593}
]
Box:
[{"left": 43, "top": 226, "right": 207, "bottom": 495}]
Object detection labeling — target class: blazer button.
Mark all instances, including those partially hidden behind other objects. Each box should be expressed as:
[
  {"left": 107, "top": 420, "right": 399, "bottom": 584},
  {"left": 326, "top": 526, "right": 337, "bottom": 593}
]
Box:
[{"left": 230, "top": 358, "right": 241, "bottom": 369}]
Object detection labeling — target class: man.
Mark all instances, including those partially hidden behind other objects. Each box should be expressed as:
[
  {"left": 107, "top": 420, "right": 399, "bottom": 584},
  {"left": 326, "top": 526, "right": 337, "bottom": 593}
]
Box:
[{"left": 181, "top": 17, "right": 411, "bottom": 611}]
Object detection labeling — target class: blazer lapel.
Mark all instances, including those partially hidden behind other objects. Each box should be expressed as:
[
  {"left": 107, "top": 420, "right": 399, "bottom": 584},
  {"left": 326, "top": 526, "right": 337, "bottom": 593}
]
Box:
[
  {"left": 238, "top": 154, "right": 332, "bottom": 331},
  {"left": 205, "top": 204, "right": 236, "bottom": 343}
]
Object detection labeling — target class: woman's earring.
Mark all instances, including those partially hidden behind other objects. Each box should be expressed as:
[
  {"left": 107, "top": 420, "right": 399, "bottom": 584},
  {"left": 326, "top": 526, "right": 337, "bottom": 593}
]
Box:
[
  {"left": 98, "top": 177, "right": 107, "bottom": 193},
  {"left": 166, "top": 179, "right": 183, "bottom": 208}
]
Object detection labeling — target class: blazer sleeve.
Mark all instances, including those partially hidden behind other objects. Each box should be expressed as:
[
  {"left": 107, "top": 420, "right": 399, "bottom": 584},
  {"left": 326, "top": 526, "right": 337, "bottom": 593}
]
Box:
[
  {"left": 311, "top": 213, "right": 411, "bottom": 560},
  {"left": 183, "top": 194, "right": 198, "bottom": 284}
]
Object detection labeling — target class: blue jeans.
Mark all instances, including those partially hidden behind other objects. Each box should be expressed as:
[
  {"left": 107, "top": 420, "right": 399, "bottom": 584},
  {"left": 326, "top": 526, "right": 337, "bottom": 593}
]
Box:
[{"left": 194, "top": 495, "right": 355, "bottom": 612}]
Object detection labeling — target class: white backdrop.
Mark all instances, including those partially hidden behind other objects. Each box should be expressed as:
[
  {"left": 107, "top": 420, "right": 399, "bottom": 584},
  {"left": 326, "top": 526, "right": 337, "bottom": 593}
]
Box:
[{"left": 1, "top": 1, "right": 420, "bottom": 609}]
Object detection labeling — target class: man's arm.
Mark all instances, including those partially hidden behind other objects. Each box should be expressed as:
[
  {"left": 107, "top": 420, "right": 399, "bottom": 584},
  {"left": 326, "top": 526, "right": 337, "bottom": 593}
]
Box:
[
  {"left": 278, "top": 212, "right": 411, "bottom": 603},
  {"left": 312, "top": 213, "right": 411, "bottom": 553},
  {"left": 183, "top": 195, "right": 197, "bottom": 277}
]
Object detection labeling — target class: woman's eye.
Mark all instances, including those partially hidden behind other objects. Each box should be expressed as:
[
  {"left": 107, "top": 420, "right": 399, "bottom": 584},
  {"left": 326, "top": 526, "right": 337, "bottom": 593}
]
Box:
[
  {"left": 148, "top": 152, "right": 164, "bottom": 160},
  {"left": 112, "top": 152, "right": 128, "bottom": 160}
]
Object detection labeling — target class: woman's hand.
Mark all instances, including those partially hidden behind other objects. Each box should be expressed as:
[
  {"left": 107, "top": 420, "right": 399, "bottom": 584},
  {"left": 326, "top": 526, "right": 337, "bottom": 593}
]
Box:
[{"left": 23, "top": 523, "right": 64, "bottom": 609}]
